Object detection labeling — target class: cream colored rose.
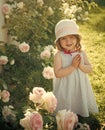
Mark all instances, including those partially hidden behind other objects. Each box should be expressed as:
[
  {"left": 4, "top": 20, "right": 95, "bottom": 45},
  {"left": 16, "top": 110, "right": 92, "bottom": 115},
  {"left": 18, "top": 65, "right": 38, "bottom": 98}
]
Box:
[
  {"left": 17, "top": 2, "right": 24, "bottom": 9},
  {"left": 43, "top": 92, "right": 57, "bottom": 113},
  {"left": 40, "top": 50, "right": 51, "bottom": 59},
  {"left": 20, "top": 115, "right": 31, "bottom": 130},
  {"left": 0, "top": 56, "right": 8, "bottom": 65},
  {"left": 1, "top": 90, "right": 10, "bottom": 102},
  {"left": 56, "top": 109, "right": 67, "bottom": 130},
  {"left": 19, "top": 42, "right": 30, "bottom": 53},
  {"left": 29, "top": 87, "right": 46, "bottom": 104},
  {"left": 42, "top": 66, "right": 54, "bottom": 79},
  {"left": 56, "top": 109, "right": 78, "bottom": 130}
]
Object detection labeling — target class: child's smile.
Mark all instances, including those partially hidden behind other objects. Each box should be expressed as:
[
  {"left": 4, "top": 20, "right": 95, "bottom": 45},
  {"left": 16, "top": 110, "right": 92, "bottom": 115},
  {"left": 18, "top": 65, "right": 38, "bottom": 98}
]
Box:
[{"left": 66, "top": 44, "right": 72, "bottom": 47}]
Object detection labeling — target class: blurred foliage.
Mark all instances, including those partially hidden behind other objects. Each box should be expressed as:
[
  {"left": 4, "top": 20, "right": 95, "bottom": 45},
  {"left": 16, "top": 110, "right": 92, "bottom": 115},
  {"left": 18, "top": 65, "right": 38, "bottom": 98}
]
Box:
[
  {"left": 91, "top": 0, "right": 105, "bottom": 6},
  {"left": 79, "top": 7, "right": 105, "bottom": 124}
]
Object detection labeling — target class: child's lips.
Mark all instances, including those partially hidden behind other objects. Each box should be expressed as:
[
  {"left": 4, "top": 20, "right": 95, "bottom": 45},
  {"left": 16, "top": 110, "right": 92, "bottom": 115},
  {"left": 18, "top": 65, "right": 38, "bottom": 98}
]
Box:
[{"left": 66, "top": 44, "right": 72, "bottom": 47}]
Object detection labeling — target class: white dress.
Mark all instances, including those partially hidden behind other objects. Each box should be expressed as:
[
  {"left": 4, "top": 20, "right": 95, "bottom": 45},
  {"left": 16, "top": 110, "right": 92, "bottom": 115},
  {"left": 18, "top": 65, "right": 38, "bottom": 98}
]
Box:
[{"left": 53, "top": 51, "right": 98, "bottom": 117}]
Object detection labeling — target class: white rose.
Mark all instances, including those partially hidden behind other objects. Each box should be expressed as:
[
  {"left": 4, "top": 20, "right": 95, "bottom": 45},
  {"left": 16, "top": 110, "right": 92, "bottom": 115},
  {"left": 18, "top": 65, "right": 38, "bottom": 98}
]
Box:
[
  {"left": 37, "top": 0, "right": 44, "bottom": 6},
  {"left": 17, "top": 2, "right": 24, "bottom": 9},
  {"left": 0, "top": 56, "right": 8, "bottom": 65},
  {"left": 19, "top": 42, "right": 30, "bottom": 53}
]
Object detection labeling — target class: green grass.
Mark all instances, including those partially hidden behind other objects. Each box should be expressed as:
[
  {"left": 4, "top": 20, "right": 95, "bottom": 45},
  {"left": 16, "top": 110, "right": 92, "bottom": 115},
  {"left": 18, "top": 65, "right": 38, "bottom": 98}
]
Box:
[{"left": 79, "top": 7, "right": 105, "bottom": 126}]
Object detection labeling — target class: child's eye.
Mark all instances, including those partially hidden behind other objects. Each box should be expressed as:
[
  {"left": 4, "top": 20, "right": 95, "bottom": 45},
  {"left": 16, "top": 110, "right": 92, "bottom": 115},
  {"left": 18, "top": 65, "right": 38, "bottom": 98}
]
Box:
[{"left": 61, "top": 37, "right": 66, "bottom": 40}]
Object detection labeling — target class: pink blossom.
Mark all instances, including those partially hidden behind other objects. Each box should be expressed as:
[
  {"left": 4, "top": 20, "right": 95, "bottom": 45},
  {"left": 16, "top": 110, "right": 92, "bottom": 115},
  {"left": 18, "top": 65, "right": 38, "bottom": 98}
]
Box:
[
  {"left": 40, "top": 50, "right": 51, "bottom": 59},
  {"left": 19, "top": 42, "right": 30, "bottom": 53},
  {"left": 43, "top": 92, "right": 57, "bottom": 113},
  {"left": 64, "top": 112, "right": 77, "bottom": 130},
  {"left": 30, "top": 112, "right": 43, "bottom": 130},
  {"left": 1, "top": 90, "right": 10, "bottom": 102},
  {"left": 0, "top": 56, "right": 8, "bottom": 65},
  {"left": 2, "top": 4, "right": 11, "bottom": 14},
  {"left": 29, "top": 87, "right": 46, "bottom": 104},
  {"left": 42, "top": 66, "right": 54, "bottom": 79},
  {"left": 56, "top": 109, "right": 78, "bottom": 130}
]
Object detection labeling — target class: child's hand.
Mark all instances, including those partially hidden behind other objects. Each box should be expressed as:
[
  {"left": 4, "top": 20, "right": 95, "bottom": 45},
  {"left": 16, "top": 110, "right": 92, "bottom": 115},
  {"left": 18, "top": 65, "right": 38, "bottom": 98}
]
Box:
[{"left": 71, "top": 54, "right": 81, "bottom": 68}]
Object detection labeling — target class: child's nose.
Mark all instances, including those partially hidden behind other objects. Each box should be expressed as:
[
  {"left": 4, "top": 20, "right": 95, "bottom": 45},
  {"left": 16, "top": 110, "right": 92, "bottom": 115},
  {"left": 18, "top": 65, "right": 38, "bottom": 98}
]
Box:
[{"left": 66, "top": 37, "right": 71, "bottom": 43}]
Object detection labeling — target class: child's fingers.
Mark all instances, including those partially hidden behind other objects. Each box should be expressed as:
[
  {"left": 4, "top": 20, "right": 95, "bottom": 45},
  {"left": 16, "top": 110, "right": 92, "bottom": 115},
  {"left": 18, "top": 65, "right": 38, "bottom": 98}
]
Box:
[
  {"left": 74, "top": 54, "right": 81, "bottom": 61},
  {"left": 72, "top": 54, "right": 81, "bottom": 68}
]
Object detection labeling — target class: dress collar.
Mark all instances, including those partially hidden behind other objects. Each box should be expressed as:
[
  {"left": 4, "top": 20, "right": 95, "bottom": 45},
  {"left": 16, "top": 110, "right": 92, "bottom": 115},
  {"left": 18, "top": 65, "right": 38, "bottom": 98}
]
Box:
[{"left": 63, "top": 50, "right": 78, "bottom": 55}]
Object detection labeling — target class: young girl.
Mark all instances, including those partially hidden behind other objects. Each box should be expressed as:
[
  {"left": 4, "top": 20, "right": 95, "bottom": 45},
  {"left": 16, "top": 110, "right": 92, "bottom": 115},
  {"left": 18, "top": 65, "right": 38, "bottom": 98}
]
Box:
[{"left": 53, "top": 19, "right": 98, "bottom": 117}]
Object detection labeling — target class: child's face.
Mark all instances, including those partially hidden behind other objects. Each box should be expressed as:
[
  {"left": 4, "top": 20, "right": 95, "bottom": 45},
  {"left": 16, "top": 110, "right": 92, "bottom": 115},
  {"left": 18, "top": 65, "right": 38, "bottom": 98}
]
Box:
[{"left": 59, "top": 35, "right": 77, "bottom": 51}]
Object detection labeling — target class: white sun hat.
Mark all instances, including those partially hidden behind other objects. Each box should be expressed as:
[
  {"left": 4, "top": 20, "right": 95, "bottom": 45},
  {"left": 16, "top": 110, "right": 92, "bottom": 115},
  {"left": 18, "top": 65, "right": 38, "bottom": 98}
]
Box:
[{"left": 55, "top": 19, "right": 80, "bottom": 44}]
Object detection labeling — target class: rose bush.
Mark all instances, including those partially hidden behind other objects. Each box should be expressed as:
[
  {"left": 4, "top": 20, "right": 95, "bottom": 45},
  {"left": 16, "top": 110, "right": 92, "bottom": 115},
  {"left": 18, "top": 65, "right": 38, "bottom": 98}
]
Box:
[
  {"left": 20, "top": 87, "right": 90, "bottom": 130},
  {"left": 0, "top": 89, "right": 17, "bottom": 129}
]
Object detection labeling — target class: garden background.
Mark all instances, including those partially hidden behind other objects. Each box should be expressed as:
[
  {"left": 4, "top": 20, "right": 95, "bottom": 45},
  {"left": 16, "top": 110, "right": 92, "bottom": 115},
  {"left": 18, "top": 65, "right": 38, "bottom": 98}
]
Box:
[{"left": 0, "top": 0, "right": 105, "bottom": 130}]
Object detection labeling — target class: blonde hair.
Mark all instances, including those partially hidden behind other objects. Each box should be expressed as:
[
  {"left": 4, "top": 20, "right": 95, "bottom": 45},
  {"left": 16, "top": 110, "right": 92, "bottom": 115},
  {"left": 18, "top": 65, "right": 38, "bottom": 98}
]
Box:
[{"left": 56, "top": 34, "right": 82, "bottom": 51}]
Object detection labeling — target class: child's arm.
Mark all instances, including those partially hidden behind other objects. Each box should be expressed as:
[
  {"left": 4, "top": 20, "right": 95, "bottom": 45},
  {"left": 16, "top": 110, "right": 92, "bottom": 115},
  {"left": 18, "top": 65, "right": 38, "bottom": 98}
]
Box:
[
  {"left": 54, "top": 52, "right": 80, "bottom": 78},
  {"left": 79, "top": 51, "right": 92, "bottom": 73}
]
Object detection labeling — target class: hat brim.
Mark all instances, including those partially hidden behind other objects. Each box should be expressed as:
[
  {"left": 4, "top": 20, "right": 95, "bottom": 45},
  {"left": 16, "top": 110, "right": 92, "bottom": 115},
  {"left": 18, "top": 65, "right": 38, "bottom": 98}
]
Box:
[{"left": 54, "top": 33, "right": 81, "bottom": 44}]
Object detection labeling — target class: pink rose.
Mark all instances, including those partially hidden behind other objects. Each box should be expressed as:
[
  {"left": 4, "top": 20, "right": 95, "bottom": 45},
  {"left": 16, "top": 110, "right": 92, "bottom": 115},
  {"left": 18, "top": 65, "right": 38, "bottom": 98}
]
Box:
[
  {"left": 56, "top": 110, "right": 78, "bottom": 130},
  {"left": 43, "top": 92, "right": 57, "bottom": 113},
  {"left": 64, "top": 112, "right": 77, "bottom": 130},
  {"left": 0, "top": 56, "right": 8, "bottom": 65},
  {"left": 19, "top": 42, "right": 30, "bottom": 53},
  {"left": 29, "top": 87, "right": 46, "bottom": 104},
  {"left": 2, "top": 4, "right": 11, "bottom": 14},
  {"left": 30, "top": 112, "right": 43, "bottom": 130},
  {"left": 56, "top": 109, "right": 66, "bottom": 130},
  {"left": 1, "top": 90, "right": 10, "bottom": 102},
  {"left": 40, "top": 50, "right": 51, "bottom": 59},
  {"left": 42, "top": 66, "right": 54, "bottom": 79}
]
